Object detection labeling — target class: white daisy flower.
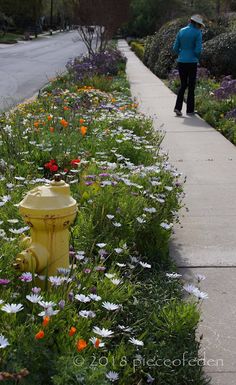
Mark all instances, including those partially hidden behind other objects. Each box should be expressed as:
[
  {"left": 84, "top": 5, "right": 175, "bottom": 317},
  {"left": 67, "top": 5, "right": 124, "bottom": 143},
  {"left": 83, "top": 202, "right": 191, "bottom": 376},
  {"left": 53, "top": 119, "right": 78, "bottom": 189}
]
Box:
[
  {"left": 38, "top": 307, "right": 59, "bottom": 317},
  {"left": 102, "top": 302, "right": 120, "bottom": 311},
  {"left": 1, "top": 303, "right": 24, "bottom": 313},
  {"left": 160, "top": 222, "right": 173, "bottom": 230},
  {"left": 195, "top": 273, "right": 206, "bottom": 282},
  {"left": 7, "top": 219, "right": 19, "bottom": 224},
  {"left": 112, "top": 222, "right": 122, "bottom": 227},
  {"left": 193, "top": 290, "right": 208, "bottom": 300},
  {"left": 114, "top": 248, "right": 123, "bottom": 254},
  {"left": 183, "top": 284, "right": 199, "bottom": 294},
  {"left": 136, "top": 217, "right": 146, "bottom": 224},
  {"left": 38, "top": 300, "right": 56, "bottom": 308},
  {"left": 48, "top": 276, "right": 66, "bottom": 286},
  {"left": 75, "top": 294, "right": 91, "bottom": 303},
  {"left": 96, "top": 243, "right": 107, "bottom": 248},
  {"left": 26, "top": 294, "right": 43, "bottom": 303},
  {"left": 90, "top": 336, "right": 105, "bottom": 348},
  {"left": 0, "top": 335, "right": 10, "bottom": 349},
  {"left": 166, "top": 273, "right": 182, "bottom": 279},
  {"left": 57, "top": 268, "right": 70, "bottom": 275},
  {"left": 118, "top": 325, "right": 132, "bottom": 332},
  {"left": 9, "top": 226, "right": 30, "bottom": 234},
  {"left": 110, "top": 278, "right": 122, "bottom": 285},
  {"left": 150, "top": 181, "right": 161, "bottom": 186},
  {"left": 129, "top": 337, "right": 144, "bottom": 346},
  {"left": 89, "top": 294, "right": 102, "bottom": 301},
  {"left": 79, "top": 310, "right": 96, "bottom": 318},
  {"left": 105, "top": 273, "right": 116, "bottom": 279},
  {"left": 139, "top": 261, "right": 151, "bottom": 269},
  {"left": 106, "top": 371, "right": 119, "bottom": 382},
  {"left": 93, "top": 326, "right": 114, "bottom": 338},
  {"left": 144, "top": 207, "right": 156, "bottom": 213},
  {"left": 106, "top": 214, "right": 114, "bottom": 220},
  {"left": 116, "top": 263, "right": 126, "bottom": 267}
]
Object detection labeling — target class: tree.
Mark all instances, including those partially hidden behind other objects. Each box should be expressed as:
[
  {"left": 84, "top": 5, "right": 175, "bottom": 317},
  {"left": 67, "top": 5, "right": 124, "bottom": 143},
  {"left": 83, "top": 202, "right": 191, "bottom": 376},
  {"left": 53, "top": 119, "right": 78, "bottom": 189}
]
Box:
[
  {"left": 73, "top": 0, "right": 130, "bottom": 55},
  {"left": 0, "top": 0, "right": 44, "bottom": 34}
]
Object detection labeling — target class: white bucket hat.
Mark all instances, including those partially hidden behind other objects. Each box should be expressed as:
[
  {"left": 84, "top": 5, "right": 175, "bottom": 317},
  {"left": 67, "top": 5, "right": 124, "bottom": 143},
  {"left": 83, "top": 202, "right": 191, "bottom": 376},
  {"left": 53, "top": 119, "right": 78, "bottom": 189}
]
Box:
[{"left": 190, "top": 14, "right": 205, "bottom": 27}]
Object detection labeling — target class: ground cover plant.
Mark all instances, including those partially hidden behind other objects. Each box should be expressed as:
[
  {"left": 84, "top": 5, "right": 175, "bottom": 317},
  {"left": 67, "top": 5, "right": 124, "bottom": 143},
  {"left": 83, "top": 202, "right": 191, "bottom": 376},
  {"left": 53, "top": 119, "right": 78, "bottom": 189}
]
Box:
[
  {"left": 168, "top": 70, "right": 236, "bottom": 145},
  {"left": 0, "top": 50, "right": 208, "bottom": 384}
]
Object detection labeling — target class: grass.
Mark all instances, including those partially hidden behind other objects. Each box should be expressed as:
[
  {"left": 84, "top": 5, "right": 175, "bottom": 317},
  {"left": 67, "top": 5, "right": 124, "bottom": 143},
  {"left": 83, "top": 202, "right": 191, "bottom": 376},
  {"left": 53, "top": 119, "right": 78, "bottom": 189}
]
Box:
[{"left": 0, "top": 32, "right": 23, "bottom": 44}]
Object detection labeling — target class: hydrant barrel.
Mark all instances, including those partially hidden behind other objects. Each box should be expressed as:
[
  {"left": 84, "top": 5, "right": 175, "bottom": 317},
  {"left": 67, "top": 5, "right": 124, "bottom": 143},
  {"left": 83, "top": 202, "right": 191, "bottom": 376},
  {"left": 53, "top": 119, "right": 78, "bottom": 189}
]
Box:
[{"left": 15, "top": 177, "right": 78, "bottom": 276}]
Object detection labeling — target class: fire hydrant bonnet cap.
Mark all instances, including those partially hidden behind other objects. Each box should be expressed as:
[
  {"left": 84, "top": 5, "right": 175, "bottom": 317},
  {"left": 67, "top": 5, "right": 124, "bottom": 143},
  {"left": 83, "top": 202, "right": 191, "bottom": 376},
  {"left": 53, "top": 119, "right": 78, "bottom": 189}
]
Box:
[{"left": 19, "top": 180, "right": 77, "bottom": 217}]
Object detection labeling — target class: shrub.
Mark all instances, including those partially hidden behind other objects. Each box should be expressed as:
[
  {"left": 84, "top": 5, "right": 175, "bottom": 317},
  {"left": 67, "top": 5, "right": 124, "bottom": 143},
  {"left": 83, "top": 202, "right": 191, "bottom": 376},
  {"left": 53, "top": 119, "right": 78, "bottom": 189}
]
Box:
[
  {"left": 201, "top": 31, "right": 236, "bottom": 77},
  {"left": 130, "top": 41, "right": 144, "bottom": 60},
  {"left": 144, "top": 17, "right": 219, "bottom": 79}
]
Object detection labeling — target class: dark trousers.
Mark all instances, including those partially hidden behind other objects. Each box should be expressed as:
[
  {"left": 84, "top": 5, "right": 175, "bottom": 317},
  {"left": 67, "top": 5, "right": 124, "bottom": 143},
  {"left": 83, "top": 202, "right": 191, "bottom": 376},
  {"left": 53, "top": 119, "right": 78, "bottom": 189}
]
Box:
[{"left": 174, "top": 62, "right": 197, "bottom": 113}]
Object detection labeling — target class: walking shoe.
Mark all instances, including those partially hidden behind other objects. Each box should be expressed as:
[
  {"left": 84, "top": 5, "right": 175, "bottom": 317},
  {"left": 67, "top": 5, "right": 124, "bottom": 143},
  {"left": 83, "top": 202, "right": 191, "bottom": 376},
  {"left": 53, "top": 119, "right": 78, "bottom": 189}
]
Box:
[
  {"left": 174, "top": 108, "right": 182, "bottom": 116},
  {"left": 186, "top": 111, "right": 197, "bottom": 116}
]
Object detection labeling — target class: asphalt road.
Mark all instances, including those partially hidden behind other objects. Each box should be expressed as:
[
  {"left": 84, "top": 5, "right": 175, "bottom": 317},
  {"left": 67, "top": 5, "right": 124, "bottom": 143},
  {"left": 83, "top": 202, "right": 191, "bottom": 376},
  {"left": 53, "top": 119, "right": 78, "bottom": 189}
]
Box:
[{"left": 0, "top": 31, "right": 87, "bottom": 112}]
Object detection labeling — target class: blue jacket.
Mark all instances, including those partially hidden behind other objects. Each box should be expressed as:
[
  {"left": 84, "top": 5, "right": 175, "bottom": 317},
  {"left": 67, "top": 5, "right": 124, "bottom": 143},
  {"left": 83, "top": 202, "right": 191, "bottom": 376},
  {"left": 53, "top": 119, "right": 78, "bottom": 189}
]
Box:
[{"left": 173, "top": 23, "right": 202, "bottom": 63}]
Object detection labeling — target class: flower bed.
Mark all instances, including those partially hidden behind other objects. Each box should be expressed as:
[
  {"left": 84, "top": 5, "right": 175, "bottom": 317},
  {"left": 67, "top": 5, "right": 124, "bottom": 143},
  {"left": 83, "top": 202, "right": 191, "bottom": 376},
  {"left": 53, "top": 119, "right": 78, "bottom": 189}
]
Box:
[
  {"left": 0, "top": 51, "right": 207, "bottom": 384},
  {"left": 168, "top": 70, "right": 236, "bottom": 145}
]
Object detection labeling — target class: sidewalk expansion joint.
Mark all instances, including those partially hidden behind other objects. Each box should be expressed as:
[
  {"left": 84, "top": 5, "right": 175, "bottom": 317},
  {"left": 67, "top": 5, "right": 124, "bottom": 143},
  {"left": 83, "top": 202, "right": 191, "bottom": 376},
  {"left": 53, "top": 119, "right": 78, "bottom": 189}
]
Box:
[{"left": 178, "top": 265, "right": 236, "bottom": 269}]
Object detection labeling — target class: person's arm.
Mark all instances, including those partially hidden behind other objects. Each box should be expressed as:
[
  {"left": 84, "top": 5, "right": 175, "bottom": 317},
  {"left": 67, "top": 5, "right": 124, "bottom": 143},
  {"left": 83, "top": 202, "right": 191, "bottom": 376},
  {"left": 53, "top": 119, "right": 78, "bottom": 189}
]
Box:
[
  {"left": 194, "top": 31, "right": 202, "bottom": 59},
  {"left": 173, "top": 32, "right": 180, "bottom": 55}
]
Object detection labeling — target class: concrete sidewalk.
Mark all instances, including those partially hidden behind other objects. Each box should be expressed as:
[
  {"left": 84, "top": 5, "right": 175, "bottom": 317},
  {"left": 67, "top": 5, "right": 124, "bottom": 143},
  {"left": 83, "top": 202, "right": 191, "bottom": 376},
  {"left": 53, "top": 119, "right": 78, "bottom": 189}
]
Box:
[{"left": 119, "top": 40, "right": 236, "bottom": 385}]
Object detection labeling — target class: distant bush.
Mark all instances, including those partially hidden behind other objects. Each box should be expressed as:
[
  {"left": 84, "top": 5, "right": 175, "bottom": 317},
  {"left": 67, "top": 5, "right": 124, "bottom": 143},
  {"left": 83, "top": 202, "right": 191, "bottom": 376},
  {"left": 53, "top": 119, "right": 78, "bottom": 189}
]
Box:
[
  {"left": 201, "top": 31, "right": 236, "bottom": 77},
  {"left": 143, "top": 17, "right": 219, "bottom": 79},
  {"left": 130, "top": 41, "right": 144, "bottom": 60}
]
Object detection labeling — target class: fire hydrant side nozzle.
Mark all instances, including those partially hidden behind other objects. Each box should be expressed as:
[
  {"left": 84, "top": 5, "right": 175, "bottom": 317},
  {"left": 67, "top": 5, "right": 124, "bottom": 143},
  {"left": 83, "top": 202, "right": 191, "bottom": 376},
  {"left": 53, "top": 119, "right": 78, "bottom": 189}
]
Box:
[{"left": 15, "top": 176, "right": 78, "bottom": 276}]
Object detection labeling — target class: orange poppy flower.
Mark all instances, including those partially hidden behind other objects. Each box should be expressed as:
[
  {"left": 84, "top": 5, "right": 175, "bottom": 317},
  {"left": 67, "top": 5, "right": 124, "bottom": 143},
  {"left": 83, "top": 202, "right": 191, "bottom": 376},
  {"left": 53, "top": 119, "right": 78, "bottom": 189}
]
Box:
[
  {"left": 35, "top": 330, "right": 45, "bottom": 340},
  {"left": 69, "top": 327, "right": 77, "bottom": 337},
  {"left": 47, "top": 115, "right": 52, "bottom": 121},
  {"left": 49, "top": 127, "right": 54, "bottom": 133},
  {"left": 34, "top": 121, "right": 40, "bottom": 128},
  {"left": 76, "top": 339, "right": 87, "bottom": 352},
  {"left": 60, "top": 119, "right": 69, "bottom": 128},
  {"left": 79, "top": 118, "right": 85, "bottom": 124},
  {"left": 42, "top": 316, "right": 50, "bottom": 327},
  {"left": 63, "top": 106, "right": 70, "bottom": 111},
  {"left": 95, "top": 338, "right": 100, "bottom": 348},
  {"left": 80, "top": 126, "right": 87, "bottom": 136}
]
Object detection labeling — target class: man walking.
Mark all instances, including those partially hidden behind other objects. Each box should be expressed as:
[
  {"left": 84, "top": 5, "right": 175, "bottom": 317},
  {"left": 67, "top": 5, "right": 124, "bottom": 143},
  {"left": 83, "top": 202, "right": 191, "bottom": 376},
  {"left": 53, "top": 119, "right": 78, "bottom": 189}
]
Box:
[{"left": 173, "top": 15, "right": 205, "bottom": 116}]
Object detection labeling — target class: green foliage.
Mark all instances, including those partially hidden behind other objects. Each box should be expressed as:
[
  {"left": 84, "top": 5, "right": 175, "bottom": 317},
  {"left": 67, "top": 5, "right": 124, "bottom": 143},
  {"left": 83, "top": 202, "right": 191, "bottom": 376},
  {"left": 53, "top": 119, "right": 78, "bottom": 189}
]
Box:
[
  {"left": 143, "top": 17, "right": 221, "bottom": 79},
  {"left": 130, "top": 41, "right": 144, "bottom": 60},
  {"left": 201, "top": 31, "right": 236, "bottom": 77}
]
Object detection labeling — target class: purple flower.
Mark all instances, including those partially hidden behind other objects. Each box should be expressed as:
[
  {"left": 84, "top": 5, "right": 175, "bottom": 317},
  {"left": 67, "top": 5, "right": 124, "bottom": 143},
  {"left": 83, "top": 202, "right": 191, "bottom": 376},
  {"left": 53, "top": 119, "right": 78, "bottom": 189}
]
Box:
[
  {"left": 98, "top": 249, "right": 108, "bottom": 257},
  {"left": 225, "top": 108, "right": 236, "bottom": 121},
  {"left": 19, "top": 272, "right": 32, "bottom": 282},
  {"left": 32, "top": 286, "right": 41, "bottom": 294},
  {"left": 0, "top": 279, "right": 10, "bottom": 285},
  {"left": 99, "top": 173, "right": 110, "bottom": 178},
  {"left": 83, "top": 268, "right": 91, "bottom": 274},
  {"left": 85, "top": 181, "right": 94, "bottom": 186},
  {"left": 58, "top": 300, "right": 65, "bottom": 309},
  {"left": 68, "top": 291, "right": 74, "bottom": 302},
  {"left": 95, "top": 266, "right": 106, "bottom": 272},
  {"left": 214, "top": 79, "right": 236, "bottom": 100}
]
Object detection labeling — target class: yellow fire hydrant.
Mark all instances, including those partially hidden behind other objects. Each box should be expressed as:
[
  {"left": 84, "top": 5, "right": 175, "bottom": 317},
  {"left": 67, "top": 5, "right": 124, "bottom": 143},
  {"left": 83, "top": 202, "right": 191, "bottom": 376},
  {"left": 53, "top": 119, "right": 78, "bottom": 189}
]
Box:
[{"left": 14, "top": 175, "right": 77, "bottom": 276}]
